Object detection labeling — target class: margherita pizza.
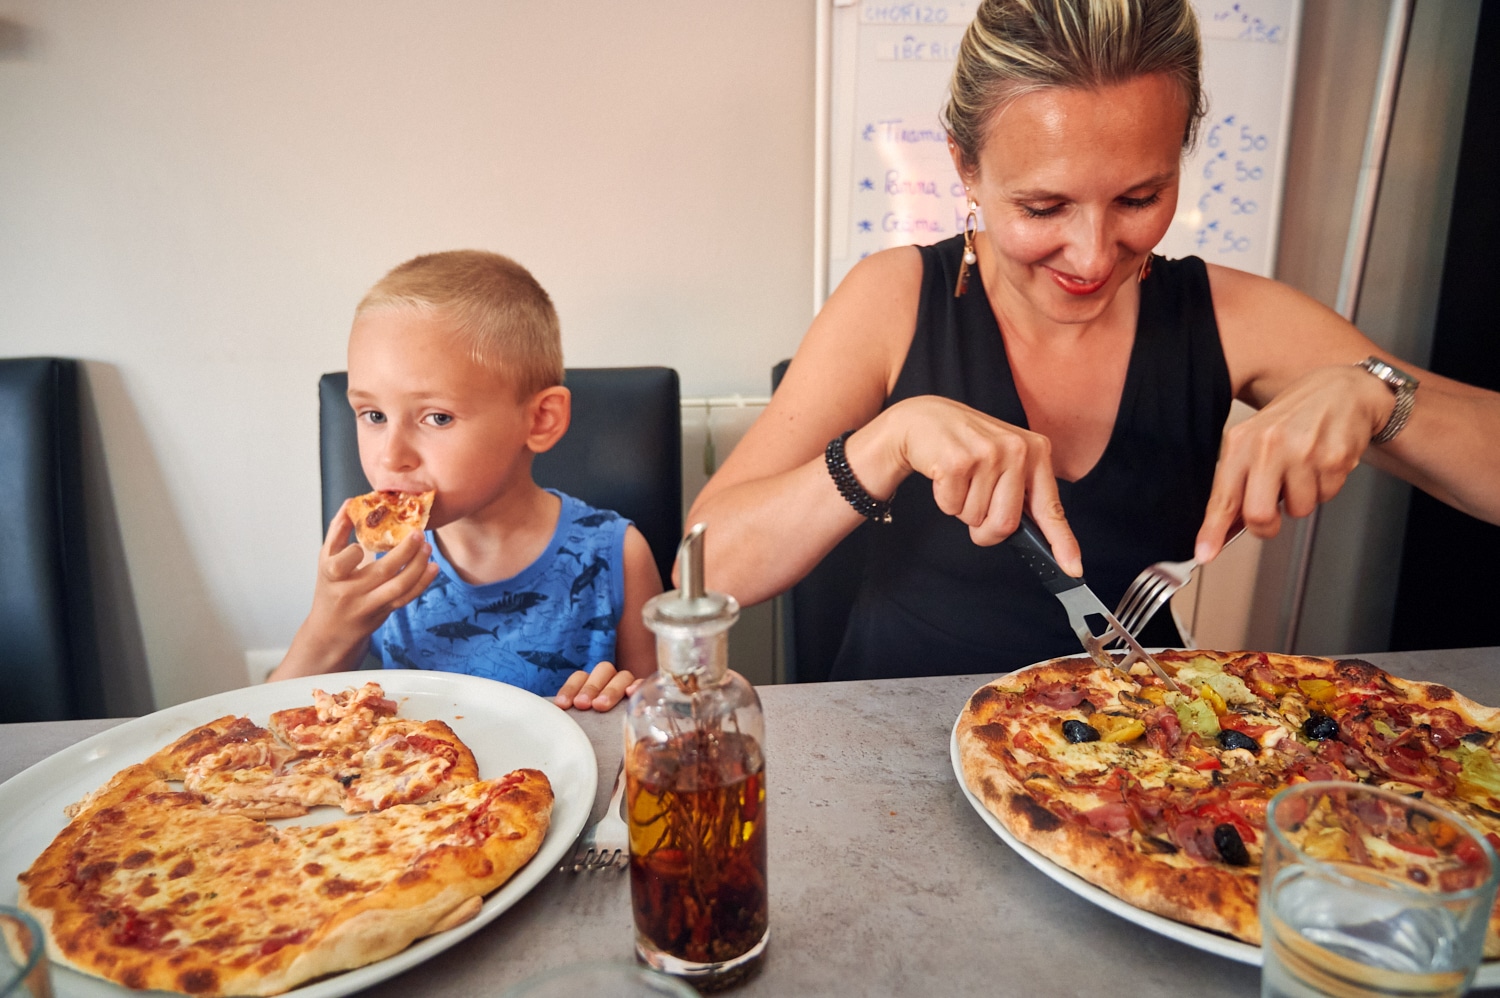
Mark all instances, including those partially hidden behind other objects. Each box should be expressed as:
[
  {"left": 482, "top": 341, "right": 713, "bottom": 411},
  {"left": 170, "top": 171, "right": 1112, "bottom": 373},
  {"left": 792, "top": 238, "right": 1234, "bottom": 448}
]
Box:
[
  {"left": 17, "top": 683, "right": 552, "bottom": 996},
  {"left": 346, "top": 489, "right": 434, "bottom": 553},
  {"left": 956, "top": 650, "right": 1500, "bottom": 955}
]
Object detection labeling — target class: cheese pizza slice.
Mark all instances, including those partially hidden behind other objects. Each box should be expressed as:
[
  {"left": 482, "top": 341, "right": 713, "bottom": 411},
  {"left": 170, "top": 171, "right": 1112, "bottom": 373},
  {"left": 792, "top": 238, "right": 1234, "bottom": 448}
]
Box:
[{"left": 345, "top": 489, "right": 435, "bottom": 553}]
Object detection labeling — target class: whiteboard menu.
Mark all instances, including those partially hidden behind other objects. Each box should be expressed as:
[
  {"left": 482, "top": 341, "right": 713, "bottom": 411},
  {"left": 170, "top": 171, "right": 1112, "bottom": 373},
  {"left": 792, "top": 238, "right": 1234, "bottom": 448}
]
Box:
[{"left": 819, "top": 0, "right": 1303, "bottom": 299}]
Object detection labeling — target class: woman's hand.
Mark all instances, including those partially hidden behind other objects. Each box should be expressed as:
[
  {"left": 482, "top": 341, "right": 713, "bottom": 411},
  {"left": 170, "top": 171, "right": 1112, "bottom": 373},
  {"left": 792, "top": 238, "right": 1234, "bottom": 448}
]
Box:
[
  {"left": 1196, "top": 364, "right": 1392, "bottom": 561},
  {"left": 866, "top": 396, "right": 1082, "bottom": 574},
  {"left": 554, "top": 661, "right": 642, "bottom": 712}
]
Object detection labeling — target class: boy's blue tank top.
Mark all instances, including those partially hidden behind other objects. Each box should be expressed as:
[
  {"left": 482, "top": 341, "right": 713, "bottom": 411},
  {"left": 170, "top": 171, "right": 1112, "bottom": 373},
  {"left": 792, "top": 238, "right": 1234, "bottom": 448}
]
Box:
[{"left": 373, "top": 491, "right": 630, "bottom": 696}]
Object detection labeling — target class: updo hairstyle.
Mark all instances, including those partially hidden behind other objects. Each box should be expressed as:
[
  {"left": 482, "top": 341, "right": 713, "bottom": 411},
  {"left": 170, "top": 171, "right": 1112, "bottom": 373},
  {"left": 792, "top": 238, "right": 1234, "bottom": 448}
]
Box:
[{"left": 943, "top": 0, "right": 1206, "bottom": 173}]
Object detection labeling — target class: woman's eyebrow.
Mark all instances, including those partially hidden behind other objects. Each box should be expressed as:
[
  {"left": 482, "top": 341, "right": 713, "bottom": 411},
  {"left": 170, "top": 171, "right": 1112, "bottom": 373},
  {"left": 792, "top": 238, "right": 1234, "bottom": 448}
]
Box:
[{"left": 1009, "top": 172, "right": 1177, "bottom": 200}]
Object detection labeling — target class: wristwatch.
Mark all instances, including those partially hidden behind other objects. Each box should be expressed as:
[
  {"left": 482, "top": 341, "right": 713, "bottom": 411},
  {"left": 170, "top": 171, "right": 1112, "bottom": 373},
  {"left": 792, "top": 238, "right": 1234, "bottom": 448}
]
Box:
[{"left": 1354, "top": 356, "right": 1419, "bottom": 444}]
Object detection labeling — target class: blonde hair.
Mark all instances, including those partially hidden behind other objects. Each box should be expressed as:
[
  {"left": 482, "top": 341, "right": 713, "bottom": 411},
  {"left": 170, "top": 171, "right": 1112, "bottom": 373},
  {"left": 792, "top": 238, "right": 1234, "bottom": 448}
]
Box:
[
  {"left": 355, "top": 250, "right": 564, "bottom": 397},
  {"left": 943, "top": 0, "right": 1205, "bottom": 173}
]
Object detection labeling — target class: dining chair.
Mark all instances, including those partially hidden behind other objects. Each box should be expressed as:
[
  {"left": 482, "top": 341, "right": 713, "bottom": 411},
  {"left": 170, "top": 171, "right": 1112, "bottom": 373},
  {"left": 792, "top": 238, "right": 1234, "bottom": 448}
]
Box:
[
  {"left": 0, "top": 357, "right": 103, "bottom": 721},
  {"left": 770, "top": 359, "right": 869, "bottom": 683},
  {"left": 318, "top": 367, "right": 682, "bottom": 589}
]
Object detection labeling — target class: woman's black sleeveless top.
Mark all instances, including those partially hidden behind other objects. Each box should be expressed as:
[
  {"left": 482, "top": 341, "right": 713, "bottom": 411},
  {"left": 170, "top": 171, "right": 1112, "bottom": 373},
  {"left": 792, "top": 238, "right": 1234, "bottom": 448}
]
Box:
[{"left": 830, "top": 235, "right": 1232, "bottom": 681}]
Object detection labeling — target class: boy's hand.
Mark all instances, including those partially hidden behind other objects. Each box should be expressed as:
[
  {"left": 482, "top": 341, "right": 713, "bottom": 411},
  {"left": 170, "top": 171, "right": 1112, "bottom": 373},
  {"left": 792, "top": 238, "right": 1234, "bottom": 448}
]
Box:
[
  {"left": 308, "top": 505, "right": 436, "bottom": 648},
  {"left": 554, "top": 661, "right": 642, "bottom": 712},
  {"left": 269, "top": 505, "right": 438, "bottom": 681}
]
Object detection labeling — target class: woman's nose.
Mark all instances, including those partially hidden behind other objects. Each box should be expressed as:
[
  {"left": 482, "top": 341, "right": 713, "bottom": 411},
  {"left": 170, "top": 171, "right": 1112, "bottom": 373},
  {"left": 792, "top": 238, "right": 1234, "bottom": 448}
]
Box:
[{"left": 1062, "top": 208, "right": 1114, "bottom": 281}]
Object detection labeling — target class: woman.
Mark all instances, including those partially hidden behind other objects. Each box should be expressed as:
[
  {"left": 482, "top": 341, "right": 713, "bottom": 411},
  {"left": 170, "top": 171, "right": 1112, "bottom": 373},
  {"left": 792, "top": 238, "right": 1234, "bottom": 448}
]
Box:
[{"left": 691, "top": 0, "right": 1500, "bottom": 680}]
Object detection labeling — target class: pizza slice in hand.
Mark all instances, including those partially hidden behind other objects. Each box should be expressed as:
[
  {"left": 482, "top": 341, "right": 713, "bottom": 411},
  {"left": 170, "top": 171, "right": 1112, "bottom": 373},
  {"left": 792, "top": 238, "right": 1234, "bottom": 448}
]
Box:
[{"left": 346, "top": 489, "right": 435, "bottom": 553}]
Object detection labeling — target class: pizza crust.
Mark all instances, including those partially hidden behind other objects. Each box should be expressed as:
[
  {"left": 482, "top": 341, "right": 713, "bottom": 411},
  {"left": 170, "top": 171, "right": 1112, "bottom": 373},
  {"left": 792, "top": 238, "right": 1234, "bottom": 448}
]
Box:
[{"left": 959, "top": 722, "right": 1261, "bottom": 943}]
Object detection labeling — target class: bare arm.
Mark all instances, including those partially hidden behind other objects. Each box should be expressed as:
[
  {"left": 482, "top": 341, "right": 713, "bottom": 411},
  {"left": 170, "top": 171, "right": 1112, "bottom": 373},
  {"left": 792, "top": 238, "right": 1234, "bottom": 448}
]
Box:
[
  {"left": 1198, "top": 264, "right": 1500, "bottom": 559},
  {"left": 689, "top": 248, "right": 1079, "bottom": 606}
]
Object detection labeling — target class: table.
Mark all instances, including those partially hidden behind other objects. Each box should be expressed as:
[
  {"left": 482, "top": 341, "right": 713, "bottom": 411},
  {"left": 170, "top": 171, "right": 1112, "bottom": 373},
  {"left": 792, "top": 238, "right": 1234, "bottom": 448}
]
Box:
[{"left": 5, "top": 647, "right": 1499, "bottom": 996}]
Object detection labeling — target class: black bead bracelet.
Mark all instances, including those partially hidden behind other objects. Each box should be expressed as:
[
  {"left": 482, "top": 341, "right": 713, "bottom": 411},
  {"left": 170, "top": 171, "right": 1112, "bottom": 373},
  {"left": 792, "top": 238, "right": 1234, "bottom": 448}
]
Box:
[{"left": 825, "top": 430, "right": 893, "bottom": 524}]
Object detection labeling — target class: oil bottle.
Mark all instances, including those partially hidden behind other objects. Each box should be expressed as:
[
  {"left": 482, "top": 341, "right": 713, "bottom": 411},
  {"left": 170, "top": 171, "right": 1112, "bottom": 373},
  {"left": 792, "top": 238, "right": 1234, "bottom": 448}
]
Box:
[{"left": 624, "top": 524, "right": 768, "bottom": 992}]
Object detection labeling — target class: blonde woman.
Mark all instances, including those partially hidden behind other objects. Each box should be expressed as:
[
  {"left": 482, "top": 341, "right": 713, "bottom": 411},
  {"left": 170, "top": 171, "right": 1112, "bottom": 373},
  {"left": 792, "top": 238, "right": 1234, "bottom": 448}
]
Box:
[{"left": 690, "top": 0, "right": 1500, "bottom": 680}]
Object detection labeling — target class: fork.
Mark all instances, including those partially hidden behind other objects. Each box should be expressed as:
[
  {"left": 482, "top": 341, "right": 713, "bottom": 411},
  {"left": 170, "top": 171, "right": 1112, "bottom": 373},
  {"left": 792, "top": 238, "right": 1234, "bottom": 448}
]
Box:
[
  {"left": 1111, "top": 516, "right": 1247, "bottom": 644},
  {"left": 560, "top": 761, "right": 629, "bottom": 873}
]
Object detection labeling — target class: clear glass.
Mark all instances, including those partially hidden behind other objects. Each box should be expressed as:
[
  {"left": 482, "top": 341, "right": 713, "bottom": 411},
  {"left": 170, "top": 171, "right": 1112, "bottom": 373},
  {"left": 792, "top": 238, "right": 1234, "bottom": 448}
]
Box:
[
  {"left": 625, "top": 593, "right": 769, "bottom": 993},
  {"left": 1, "top": 907, "right": 51, "bottom": 998},
  {"left": 1261, "top": 782, "right": 1499, "bottom": 998},
  {"left": 497, "top": 961, "right": 700, "bottom": 997}
]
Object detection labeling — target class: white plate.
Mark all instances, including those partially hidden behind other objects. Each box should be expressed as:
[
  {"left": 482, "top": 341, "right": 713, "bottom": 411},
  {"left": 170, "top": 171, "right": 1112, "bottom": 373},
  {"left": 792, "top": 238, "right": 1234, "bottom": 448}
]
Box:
[
  {"left": 0, "top": 670, "right": 598, "bottom": 998},
  {"left": 950, "top": 704, "right": 1500, "bottom": 987}
]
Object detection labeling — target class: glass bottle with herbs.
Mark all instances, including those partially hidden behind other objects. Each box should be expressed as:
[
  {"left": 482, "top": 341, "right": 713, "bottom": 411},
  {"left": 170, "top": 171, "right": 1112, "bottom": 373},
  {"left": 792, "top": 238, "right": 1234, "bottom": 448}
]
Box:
[{"left": 624, "top": 524, "right": 768, "bottom": 992}]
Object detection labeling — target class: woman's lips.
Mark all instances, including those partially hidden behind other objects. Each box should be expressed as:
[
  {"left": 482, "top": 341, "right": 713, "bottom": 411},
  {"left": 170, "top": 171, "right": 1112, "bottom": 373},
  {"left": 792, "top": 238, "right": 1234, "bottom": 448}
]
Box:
[{"left": 1045, "top": 267, "right": 1108, "bottom": 297}]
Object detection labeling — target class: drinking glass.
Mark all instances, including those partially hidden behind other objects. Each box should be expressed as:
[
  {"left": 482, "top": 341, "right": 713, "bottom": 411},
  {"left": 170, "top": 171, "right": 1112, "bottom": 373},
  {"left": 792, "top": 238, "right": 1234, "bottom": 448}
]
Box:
[
  {"left": 1, "top": 906, "right": 50, "bottom": 998},
  {"left": 497, "top": 961, "right": 700, "bottom": 997},
  {"left": 1262, "top": 782, "right": 1499, "bottom": 998}
]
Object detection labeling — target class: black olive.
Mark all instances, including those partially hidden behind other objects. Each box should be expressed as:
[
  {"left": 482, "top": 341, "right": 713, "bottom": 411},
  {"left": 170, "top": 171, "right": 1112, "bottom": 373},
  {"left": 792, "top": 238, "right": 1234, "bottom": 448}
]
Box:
[
  {"left": 1463, "top": 731, "right": 1490, "bottom": 745},
  {"left": 1214, "top": 823, "right": 1250, "bottom": 866},
  {"left": 1303, "top": 713, "right": 1339, "bottom": 741},
  {"left": 1217, "top": 729, "right": 1259, "bottom": 754},
  {"left": 339, "top": 773, "right": 358, "bottom": 787},
  {"left": 1063, "top": 719, "right": 1100, "bottom": 743}
]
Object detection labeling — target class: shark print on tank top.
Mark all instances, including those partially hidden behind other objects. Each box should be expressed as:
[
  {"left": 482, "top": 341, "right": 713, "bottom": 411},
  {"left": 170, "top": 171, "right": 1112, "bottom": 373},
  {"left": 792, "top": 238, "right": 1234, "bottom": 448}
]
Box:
[{"left": 374, "top": 490, "right": 630, "bottom": 696}]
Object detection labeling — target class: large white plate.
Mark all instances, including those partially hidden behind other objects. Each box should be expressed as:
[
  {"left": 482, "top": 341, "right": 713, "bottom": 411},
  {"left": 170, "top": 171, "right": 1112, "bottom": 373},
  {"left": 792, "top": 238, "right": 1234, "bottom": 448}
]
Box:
[
  {"left": 0, "top": 670, "right": 598, "bottom": 998},
  {"left": 950, "top": 695, "right": 1500, "bottom": 987}
]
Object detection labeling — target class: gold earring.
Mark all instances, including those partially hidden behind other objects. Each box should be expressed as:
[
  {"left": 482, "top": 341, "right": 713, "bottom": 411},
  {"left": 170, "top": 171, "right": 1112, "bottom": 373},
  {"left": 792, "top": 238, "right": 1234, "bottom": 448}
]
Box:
[
  {"left": 1138, "top": 253, "right": 1153, "bottom": 283},
  {"left": 956, "top": 198, "right": 978, "bottom": 297}
]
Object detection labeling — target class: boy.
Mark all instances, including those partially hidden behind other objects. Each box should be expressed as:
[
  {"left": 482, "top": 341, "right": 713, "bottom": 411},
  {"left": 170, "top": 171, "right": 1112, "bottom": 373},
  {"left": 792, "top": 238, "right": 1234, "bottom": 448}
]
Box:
[{"left": 270, "top": 250, "right": 660, "bottom": 711}]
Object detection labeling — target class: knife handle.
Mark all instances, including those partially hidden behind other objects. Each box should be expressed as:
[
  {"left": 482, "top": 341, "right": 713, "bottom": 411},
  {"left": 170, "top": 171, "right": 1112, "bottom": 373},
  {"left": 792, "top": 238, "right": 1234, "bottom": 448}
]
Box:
[{"left": 1003, "top": 513, "right": 1083, "bottom": 595}]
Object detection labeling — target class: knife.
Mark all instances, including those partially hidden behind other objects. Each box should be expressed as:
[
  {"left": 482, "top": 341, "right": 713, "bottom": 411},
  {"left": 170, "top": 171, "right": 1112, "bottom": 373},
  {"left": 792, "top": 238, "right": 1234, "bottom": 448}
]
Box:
[{"left": 1003, "top": 513, "right": 1180, "bottom": 691}]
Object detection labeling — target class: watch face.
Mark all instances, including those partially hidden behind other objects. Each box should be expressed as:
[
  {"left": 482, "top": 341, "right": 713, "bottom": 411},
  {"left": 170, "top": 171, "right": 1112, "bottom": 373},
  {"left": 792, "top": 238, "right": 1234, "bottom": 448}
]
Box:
[{"left": 1361, "top": 358, "right": 1418, "bottom": 389}]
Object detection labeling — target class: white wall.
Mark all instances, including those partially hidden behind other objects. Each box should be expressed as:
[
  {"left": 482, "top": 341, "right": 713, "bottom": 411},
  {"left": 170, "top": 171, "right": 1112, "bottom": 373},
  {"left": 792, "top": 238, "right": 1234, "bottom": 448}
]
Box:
[{"left": 0, "top": 1, "right": 816, "bottom": 709}]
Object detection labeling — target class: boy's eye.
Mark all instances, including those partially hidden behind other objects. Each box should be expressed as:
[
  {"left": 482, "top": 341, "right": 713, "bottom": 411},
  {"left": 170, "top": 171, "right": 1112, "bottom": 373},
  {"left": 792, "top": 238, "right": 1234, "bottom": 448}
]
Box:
[
  {"left": 360, "top": 410, "right": 386, "bottom": 425},
  {"left": 424, "top": 413, "right": 454, "bottom": 428}
]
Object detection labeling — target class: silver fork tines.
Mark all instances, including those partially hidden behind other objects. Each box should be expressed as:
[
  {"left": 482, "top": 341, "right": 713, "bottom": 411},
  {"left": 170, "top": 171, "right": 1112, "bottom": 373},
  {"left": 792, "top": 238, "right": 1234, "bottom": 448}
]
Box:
[
  {"left": 561, "top": 762, "right": 629, "bottom": 873},
  {"left": 1110, "top": 519, "right": 1248, "bottom": 644}
]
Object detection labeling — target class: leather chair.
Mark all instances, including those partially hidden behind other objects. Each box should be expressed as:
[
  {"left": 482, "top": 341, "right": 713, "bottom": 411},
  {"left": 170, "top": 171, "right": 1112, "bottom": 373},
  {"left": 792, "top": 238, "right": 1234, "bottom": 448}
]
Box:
[
  {"left": 0, "top": 358, "right": 102, "bottom": 721},
  {"left": 771, "top": 359, "right": 869, "bottom": 683},
  {"left": 319, "top": 367, "right": 682, "bottom": 588}
]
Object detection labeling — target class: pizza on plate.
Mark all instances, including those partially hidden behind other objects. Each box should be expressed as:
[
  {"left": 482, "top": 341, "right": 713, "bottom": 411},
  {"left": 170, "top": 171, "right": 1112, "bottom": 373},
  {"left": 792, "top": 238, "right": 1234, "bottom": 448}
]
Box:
[
  {"left": 345, "top": 489, "right": 435, "bottom": 553},
  {"left": 956, "top": 650, "right": 1500, "bottom": 955},
  {"left": 17, "top": 683, "right": 552, "bottom": 997}
]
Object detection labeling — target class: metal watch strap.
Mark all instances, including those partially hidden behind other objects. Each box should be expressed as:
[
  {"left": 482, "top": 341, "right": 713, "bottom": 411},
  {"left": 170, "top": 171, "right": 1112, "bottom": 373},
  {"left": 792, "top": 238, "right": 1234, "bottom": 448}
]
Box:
[{"left": 1354, "top": 356, "right": 1419, "bottom": 445}]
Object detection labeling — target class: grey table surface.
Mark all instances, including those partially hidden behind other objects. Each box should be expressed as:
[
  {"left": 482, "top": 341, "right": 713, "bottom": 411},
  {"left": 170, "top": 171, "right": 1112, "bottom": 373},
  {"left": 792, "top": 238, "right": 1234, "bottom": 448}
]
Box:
[{"left": 4, "top": 647, "right": 1499, "bottom": 997}]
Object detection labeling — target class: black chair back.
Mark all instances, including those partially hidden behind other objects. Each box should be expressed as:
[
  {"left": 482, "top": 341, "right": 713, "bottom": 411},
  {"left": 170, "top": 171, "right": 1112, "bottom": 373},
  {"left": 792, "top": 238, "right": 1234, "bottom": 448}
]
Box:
[
  {"left": 771, "top": 359, "right": 869, "bottom": 683},
  {"left": 0, "top": 357, "right": 102, "bottom": 720},
  {"left": 319, "top": 367, "right": 682, "bottom": 588}
]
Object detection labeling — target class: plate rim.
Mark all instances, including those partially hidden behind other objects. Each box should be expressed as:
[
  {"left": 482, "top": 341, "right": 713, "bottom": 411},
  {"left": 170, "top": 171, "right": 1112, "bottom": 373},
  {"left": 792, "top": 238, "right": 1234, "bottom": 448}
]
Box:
[
  {"left": 0, "top": 670, "right": 598, "bottom": 998},
  {"left": 948, "top": 666, "right": 1500, "bottom": 986}
]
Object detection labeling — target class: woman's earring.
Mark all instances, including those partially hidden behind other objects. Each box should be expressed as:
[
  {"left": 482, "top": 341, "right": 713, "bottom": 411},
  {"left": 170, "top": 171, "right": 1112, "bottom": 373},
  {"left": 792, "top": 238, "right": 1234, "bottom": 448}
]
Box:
[
  {"left": 956, "top": 198, "right": 979, "bottom": 298},
  {"left": 1138, "top": 253, "right": 1154, "bottom": 284}
]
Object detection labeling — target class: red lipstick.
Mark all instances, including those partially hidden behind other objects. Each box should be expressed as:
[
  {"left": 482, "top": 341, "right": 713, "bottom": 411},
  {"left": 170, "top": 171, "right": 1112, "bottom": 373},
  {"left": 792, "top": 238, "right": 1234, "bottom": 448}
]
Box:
[{"left": 1046, "top": 267, "right": 1108, "bottom": 297}]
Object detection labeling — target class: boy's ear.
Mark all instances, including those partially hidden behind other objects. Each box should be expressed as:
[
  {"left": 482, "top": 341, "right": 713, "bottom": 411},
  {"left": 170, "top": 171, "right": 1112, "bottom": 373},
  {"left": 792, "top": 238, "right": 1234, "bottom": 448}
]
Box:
[{"left": 525, "top": 385, "right": 571, "bottom": 454}]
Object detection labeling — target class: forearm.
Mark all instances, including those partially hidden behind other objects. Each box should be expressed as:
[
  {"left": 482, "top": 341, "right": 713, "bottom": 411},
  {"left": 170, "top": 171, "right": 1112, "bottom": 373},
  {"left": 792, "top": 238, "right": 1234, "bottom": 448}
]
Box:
[
  {"left": 1370, "top": 382, "right": 1500, "bottom": 524},
  {"left": 268, "top": 620, "right": 371, "bottom": 681},
  {"left": 689, "top": 423, "right": 905, "bottom": 606}
]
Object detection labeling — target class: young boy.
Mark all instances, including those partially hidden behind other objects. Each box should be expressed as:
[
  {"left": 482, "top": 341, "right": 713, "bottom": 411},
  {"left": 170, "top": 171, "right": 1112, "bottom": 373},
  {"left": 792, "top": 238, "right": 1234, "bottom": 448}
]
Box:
[{"left": 270, "top": 250, "right": 661, "bottom": 711}]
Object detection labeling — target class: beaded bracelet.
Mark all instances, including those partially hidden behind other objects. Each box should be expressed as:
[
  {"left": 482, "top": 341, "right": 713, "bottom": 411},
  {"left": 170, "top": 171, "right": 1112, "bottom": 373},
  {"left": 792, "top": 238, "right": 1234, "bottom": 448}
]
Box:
[{"left": 825, "top": 431, "right": 893, "bottom": 524}]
